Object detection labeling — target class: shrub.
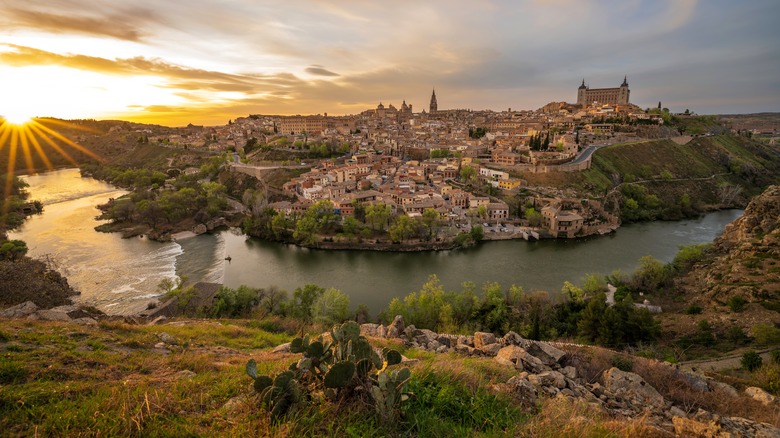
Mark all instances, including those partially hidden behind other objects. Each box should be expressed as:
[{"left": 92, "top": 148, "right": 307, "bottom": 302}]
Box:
[
  {"left": 772, "top": 350, "right": 780, "bottom": 365},
  {"left": 611, "top": 355, "right": 634, "bottom": 372},
  {"left": 742, "top": 351, "right": 763, "bottom": 372},
  {"left": 728, "top": 296, "right": 748, "bottom": 312},
  {"left": 685, "top": 304, "right": 703, "bottom": 315},
  {"left": 311, "top": 288, "right": 350, "bottom": 325},
  {"left": 752, "top": 324, "right": 780, "bottom": 346},
  {"left": 726, "top": 326, "right": 748, "bottom": 345}
]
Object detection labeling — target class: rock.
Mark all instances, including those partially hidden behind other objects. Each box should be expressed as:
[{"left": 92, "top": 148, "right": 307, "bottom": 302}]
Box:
[
  {"left": 473, "top": 332, "right": 497, "bottom": 349},
  {"left": 478, "top": 343, "right": 502, "bottom": 357},
  {"left": 272, "top": 342, "right": 291, "bottom": 354},
  {"left": 603, "top": 367, "right": 666, "bottom": 410},
  {"left": 0, "top": 301, "right": 39, "bottom": 318},
  {"left": 501, "top": 331, "right": 525, "bottom": 346},
  {"left": 436, "top": 334, "right": 453, "bottom": 347},
  {"left": 427, "top": 340, "right": 442, "bottom": 351},
  {"left": 668, "top": 406, "right": 687, "bottom": 419},
  {"left": 494, "top": 345, "right": 548, "bottom": 373},
  {"left": 561, "top": 366, "right": 578, "bottom": 380},
  {"left": 403, "top": 325, "right": 416, "bottom": 340},
  {"left": 221, "top": 396, "right": 245, "bottom": 413},
  {"left": 378, "top": 325, "right": 387, "bottom": 338},
  {"left": 525, "top": 341, "right": 566, "bottom": 366},
  {"left": 746, "top": 386, "right": 777, "bottom": 405},
  {"left": 157, "top": 332, "right": 178, "bottom": 345},
  {"left": 435, "top": 345, "right": 449, "bottom": 354},
  {"left": 34, "top": 309, "right": 72, "bottom": 322},
  {"left": 149, "top": 316, "right": 168, "bottom": 325},
  {"left": 417, "top": 329, "right": 438, "bottom": 346},
  {"left": 176, "top": 370, "right": 197, "bottom": 379},
  {"left": 506, "top": 375, "right": 538, "bottom": 408},
  {"left": 681, "top": 371, "right": 710, "bottom": 393},
  {"left": 454, "top": 344, "right": 475, "bottom": 355},
  {"left": 360, "top": 323, "right": 381, "bottom": 337},
  {"left": 72, "top": 317, "right": 98, "bottom": 326},
  {"left": 386, "top": 315, "right": 404, "bottom": 338},
  {"left": 709, "top": 380, "right": 739, "bottom": 398},
  {"left": 673, "top": 414, "right": 780, "bottom": 438},
  {"left": 528, "top": 371, "right": 566, "bottom": 390},
  {"left": 192, "top": 223, "right": 208, "bottom": 235}
]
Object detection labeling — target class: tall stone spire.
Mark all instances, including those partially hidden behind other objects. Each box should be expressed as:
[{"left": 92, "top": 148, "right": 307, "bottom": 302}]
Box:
[
  {"left": 429, "top": 88, "right": 438, "bottom": 113},
  {"left": 621, "top": 75, "right": 628, "bottom": 87}
]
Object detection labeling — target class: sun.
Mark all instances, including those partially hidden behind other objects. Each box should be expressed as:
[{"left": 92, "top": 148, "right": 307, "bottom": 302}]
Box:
[{"left": 2, "top": 110, "right": 34, "bottom": 126}]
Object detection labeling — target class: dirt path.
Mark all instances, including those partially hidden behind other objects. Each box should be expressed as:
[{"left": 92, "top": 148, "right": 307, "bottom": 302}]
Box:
[{"left": 679, "top": 348, "right": 774, "bottom": 373}]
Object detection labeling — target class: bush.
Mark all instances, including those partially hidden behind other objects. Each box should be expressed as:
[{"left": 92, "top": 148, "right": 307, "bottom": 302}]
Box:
[
  {"left": 611, "top": 355, "right": 634, "bottom": 372},
  {"left": 772, "top": 350, "right": 780, "bottom": 365},
  {"left": 728, "top": 296, "right": 748, "bottom": 312},
  {"left": 685, "top": 304, "right": 703, "bottom": 315},
  {"left": 726, "top": 325, "right": 748, "bottom": 345},
  {"left": 742, "top": 351, "right": 763, "bottom": 372},
  {"left": 752, "top": 324, "right": 780, "bottom": 346}
]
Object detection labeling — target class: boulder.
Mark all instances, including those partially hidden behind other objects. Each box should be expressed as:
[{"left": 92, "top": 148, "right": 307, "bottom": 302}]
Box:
[
  {"left": 272, "top": 342, "right": 291, "bottom": 354},
  {"left": 501, "top": 331, "right": 525, "bottom": 346},
  {"left": 0, "top": 301, "right": 39, "bottom": 318},
  {"left": 34, "top": 309, "right": 72, "bottom": 322},
  {"left": 603, "top": 367, "right": 665, "bottom": 410},
  {"left": 419, "top": 329, "right": 438, "bottom": 345},
  {"left": 494, "top": 345, "right": 548, "bottom": 373},
  {"left": 176, "top": 370, "right": 197, "bottom": 379},
  {"left": 360, "top": 323, "right": 382, "bottom": 337},
  {"left": 525, "top": 341, "right": 566, "bottom": 366},
  {"left": 709, "top": 380, "right": 739, "bottom": 398},
  {"left": 478, "top": 343, "right": 502, "bottom": 357},
  {"left": 746, "top": 386, "right": 777, "bottom": 405},
  {"left": 673, "top": 412, "right": 780, "bottom": 438},
  {"left": 473, "top": 332, "right": 496, "bottom": 349},
  {"left": 680, "top": 370, "right": 710, "bottom": 393},
  {"left": 192, "top": 223, "right": 208, "bottom": 235},
  {"left": 386, "top": 315, "right": 404, "bottom": 338},
  {"left": 403, "top": 324, "right": 416, "bottom": 340},
  {"left": 454, "top": 344, "right": 476, "bottom": 356},
  {"left": 378, "top": 325, "right": 387, "bottom": 338},
  {"left": 149, "top": 315, "right": 168, "bottom": 325},
  {"left": 528, "top": 371, "right": 566, "bottom": 390},
  {"left": 157, "top": 332, "right": 178, "bottom": 345},
  {"left": 506, "top": 375, "right": 538, "bottom": 408},
  {"left": 435, "top": 345, "right": 449, "bottom": 354},
  {"left": 561, "top": 366, "right": 578, "bottom": 380}
]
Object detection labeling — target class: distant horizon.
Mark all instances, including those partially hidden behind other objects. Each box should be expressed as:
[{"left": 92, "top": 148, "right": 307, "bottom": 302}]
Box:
[{"left": 2, "top": 1, "right": 779, "bottom": 125}]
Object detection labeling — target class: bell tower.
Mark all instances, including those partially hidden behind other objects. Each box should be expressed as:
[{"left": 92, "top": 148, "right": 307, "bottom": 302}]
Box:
[{"left": 429, "top": 89, "right": 438, "bottom": 113}]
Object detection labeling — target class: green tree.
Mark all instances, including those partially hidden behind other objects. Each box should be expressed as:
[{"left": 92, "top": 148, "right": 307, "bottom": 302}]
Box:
[
  {"left": 524, "top": 207, "right": 542, "bottom": 227},
  {"left": 459, "top": 165, "right": 477, "bottom": 186},
  {"left": 0, "top": 240, "right": 27, "bottom": 261},
  {"left": 289, "top": 284, "right": 326, "bottom": 322},
  {"left": 293, "top": 216, "right": 318, "bottom": 244},
  {"left": 421, "top": 208, "right": 440, "bottom": 240},
  {"left": 311, "top": 288, "right": 350, "bottom": 325},
  {"left": 365, "top": 204, "right": 391, "bottom": 231}
]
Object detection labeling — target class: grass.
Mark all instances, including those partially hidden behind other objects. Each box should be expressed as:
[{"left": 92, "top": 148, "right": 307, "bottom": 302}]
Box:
[{"left": 6, "top": 316, "right": 776, "bottom": 436}]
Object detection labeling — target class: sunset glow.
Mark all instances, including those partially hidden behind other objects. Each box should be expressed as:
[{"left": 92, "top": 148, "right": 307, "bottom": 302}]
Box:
[{"left": 0, "top": 1, "right": 777, "bottom": 126}]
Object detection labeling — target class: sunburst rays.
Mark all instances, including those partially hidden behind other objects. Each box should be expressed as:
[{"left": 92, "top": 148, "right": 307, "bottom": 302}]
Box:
[{"left": 0, "top": 117, "right": 104, "bottom": 219}]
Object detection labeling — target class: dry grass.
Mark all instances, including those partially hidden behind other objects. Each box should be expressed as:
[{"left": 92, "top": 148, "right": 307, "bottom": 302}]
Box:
[{"left": 518, "top": 395, "right": 655, "bottom": 437}]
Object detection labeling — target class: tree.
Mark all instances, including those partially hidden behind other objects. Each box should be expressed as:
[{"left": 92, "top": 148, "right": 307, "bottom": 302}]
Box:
[
  {"left": 293, "top": 216, "right": 318, "bottom": 244},
  {"left": 459, "top": 165, "right": 477, "bottom": 186},
  {"left": 524, "top": 207, "right": 542, "bottom": 227},
  {"left": 365, "top": 204, "right": 391, "bottom": 231},
  {"left": 421, "top": 208, "right": 440, "bottom": 240},
  {"left": 742, "top": 351, "right": 763, "bottom": 372},
  {"left": 311, "top": 288, "right": 350, "bottom": 325},
  {"left": 289, "top": 284, "right": 326, "bottom": 322},
  {"left": 0, "top": 239, "right": 27, "bottom": 261}
]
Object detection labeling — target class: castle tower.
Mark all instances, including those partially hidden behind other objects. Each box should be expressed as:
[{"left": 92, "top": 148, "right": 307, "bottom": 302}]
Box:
[{"left": 429, "top": 89, "right": 438, "bottom": 113}]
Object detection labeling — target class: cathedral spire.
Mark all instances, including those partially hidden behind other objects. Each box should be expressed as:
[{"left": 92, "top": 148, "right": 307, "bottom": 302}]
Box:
[
  {"left": 429, "top": 88, "right": 438, "bottom": 113},
  {"left": 621, "top": 75, "right": 628, "bottom": 87}
]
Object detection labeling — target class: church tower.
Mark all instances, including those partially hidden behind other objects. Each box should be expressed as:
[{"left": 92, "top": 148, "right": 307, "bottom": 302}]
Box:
[
  {"left": 429, "top": 89, "right": 438, "bottom": 113},
  {"left": 577, "top": 79, "right": 587, "bottom": 105},
  {"left": 618, "top": 75, "right": 630, "bottom": 105}
]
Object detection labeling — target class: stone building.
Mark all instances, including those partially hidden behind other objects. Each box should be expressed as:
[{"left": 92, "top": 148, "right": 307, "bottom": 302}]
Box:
[{"left": 576, "top": 77, "right": 630, "bottom": 106}]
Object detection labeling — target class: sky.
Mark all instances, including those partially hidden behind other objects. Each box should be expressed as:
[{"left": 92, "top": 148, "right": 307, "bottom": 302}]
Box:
[{"left": 0, "top": 0, "right": 778, "bottom": 126}]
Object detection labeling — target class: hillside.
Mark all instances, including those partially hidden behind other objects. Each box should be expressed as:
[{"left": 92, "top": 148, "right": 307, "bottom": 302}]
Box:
[
  {"left": 3, "top": 305, "right": 780, "bottom": 437},
  {"left": 659, "top": 185, "right": 780, "bottom": 350}
]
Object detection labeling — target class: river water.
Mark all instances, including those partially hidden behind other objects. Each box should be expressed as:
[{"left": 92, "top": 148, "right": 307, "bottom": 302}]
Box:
[{"left": 10, "top": 169, "right": 743, "bottom": 315}]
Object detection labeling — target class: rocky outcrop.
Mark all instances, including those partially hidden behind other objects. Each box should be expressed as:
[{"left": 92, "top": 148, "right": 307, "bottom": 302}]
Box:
[
  {"left": 678, "top": 185, "right": 780, "bottom": 319},
  {"left": 0, "top": 301, "right": 101, "bottom": 325},
  {"left": 351, "top": 316, "right": 780, "bottom": 436}
]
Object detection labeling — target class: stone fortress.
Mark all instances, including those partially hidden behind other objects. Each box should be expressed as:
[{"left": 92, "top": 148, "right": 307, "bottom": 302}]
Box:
[{"left": 577, "top": 76, "right": 630, "bottom": 106}]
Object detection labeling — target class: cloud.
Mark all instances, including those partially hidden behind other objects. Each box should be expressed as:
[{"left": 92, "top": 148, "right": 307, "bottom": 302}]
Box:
[
  {"left": 3, "top": 5, "right": 157, "bottom": 42},
  {"left": 305, "top": 65, "right": 339, "bottom": 77}
]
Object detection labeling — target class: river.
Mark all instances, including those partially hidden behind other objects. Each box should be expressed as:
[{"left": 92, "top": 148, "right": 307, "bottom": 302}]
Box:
[{"left": 10, "top": 168, "right": 744, "bottom": 315}]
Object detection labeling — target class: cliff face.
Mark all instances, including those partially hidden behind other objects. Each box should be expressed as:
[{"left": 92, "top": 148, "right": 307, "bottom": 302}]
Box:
[{"left": 678, "top": 185, "right": 780, "bottom": 317}]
